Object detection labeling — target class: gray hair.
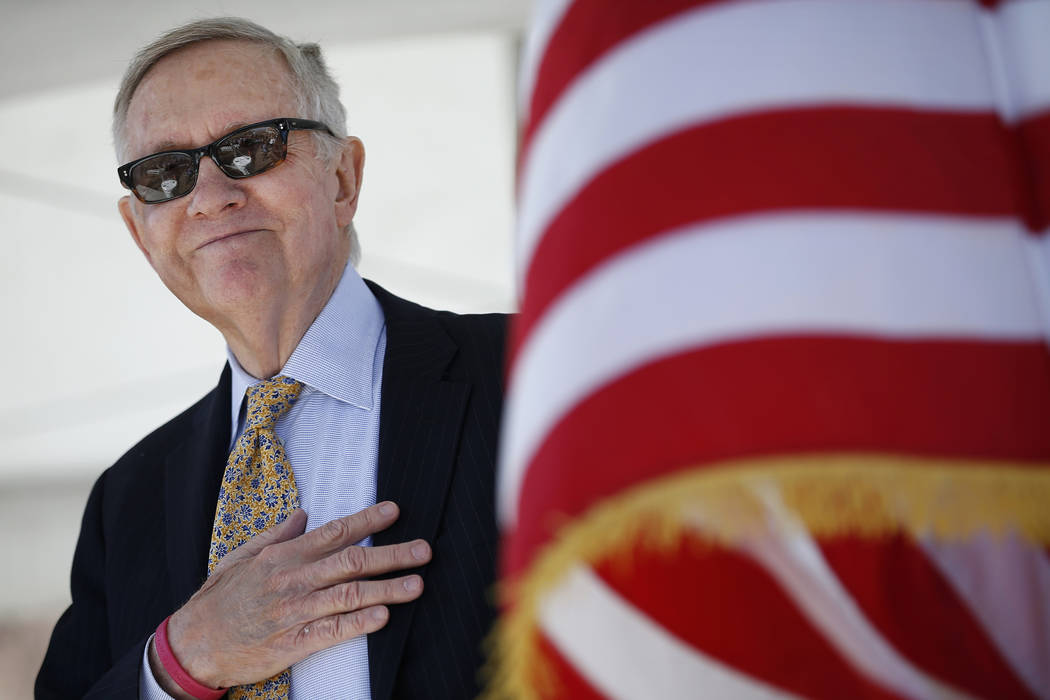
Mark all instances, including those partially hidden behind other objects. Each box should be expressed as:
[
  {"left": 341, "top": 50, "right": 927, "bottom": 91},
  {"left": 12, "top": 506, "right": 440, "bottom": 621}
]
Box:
[{"left": 113, "top": 17, "right": 360, "bottom": 264}]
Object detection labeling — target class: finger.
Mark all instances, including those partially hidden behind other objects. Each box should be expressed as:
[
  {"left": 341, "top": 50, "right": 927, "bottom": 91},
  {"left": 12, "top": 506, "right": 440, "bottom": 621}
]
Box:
[
  {"left": 297, "top": 502, "right": 400, "bottom": 558},
  {"left": 213, "top": 509, "right": 308, "bottom": 573},
  {"left": 305, "top": 575, "right": 423, "bottom": 619},
  {"left": 306, "top": 539, "right": 431, "bottom": 589},
  {"left": 296, "top": 605, "right": 390, "bottom": 653}
]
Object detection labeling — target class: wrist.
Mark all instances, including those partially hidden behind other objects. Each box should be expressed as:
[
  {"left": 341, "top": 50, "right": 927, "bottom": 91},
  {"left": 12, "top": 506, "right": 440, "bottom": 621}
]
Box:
[
  {"left": 167, "top": 608, "right": 225, "bottom": 688},
  {"left": 154, "top": 615, "right": 227, "bottom": 700},
  {"left": 147, "top": 636, "right": 197, "bottom": 700}
]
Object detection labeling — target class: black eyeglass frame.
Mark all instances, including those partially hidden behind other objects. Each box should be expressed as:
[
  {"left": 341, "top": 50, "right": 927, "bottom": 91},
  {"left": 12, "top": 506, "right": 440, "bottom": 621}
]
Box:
[{"left": 117, "top": 117, "right": 335, "bottom": 204}]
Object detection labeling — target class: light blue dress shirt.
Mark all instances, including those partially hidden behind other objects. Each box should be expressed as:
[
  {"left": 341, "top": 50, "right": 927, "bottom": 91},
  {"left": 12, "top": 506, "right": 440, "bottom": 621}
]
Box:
[{"left": 141, "top": 263, "right": 387, "bottom": 700}]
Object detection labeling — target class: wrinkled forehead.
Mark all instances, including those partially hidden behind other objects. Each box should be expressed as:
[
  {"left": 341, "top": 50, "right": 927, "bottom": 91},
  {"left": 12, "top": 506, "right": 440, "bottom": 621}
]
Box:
[{"left": 123, "top": 40, "right": 300, "bottom": 158}]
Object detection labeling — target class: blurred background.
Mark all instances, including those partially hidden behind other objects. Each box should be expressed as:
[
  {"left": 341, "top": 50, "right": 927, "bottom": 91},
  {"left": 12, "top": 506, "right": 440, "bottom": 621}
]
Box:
[{"left": 0, "top": 0, "right": 526, "bottom": 696}]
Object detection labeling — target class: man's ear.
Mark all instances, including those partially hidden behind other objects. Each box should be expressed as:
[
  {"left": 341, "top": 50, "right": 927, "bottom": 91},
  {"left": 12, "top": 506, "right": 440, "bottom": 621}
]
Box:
[
  {"left": 118, "top": 195, "right": 154, "bottom": 266},
  {"left": 334, "top": 137, "right": 365, "bottom": 229}
]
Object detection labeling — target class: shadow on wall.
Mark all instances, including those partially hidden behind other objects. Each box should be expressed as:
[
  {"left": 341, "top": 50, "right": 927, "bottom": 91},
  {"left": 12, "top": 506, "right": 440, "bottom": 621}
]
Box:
[
  {"left": 0, "top": 618, "right": 58, "bottom": 700},
  {"left": 0, "top": 478, "right": 94, "bottom": 700}
]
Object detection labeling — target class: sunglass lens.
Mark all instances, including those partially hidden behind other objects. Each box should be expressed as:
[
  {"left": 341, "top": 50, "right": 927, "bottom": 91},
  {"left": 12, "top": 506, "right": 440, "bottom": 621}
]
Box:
[
  {"left": 130, "top": 153, "right": 196, "bottom": 203},
  {"left": 214, "top": 125, "right": 286, "bottom": 178}
]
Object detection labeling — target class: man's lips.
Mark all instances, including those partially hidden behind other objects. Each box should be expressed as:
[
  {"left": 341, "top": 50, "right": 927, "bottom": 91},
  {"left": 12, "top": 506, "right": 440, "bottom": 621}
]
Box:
[{"left": 196, "top": 229, "right": 263, "bottom": 250}]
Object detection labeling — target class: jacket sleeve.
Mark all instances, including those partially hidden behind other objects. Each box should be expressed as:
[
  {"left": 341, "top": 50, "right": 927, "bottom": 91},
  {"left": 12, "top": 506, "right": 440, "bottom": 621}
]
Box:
[{"left": 35, "top": 472, "right": 149, "bottom": 699}]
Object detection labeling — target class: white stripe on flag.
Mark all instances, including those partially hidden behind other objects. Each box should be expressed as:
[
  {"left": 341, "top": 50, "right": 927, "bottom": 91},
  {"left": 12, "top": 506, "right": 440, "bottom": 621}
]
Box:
[
  {"left": 516, "top": 0, "right": 998, "bottom": 282},
  {"left": 517, "top": 0, "right": 575, "bottom": 122},
  {"left": 538, "top": 563, "right": 805, "bottom": 700},
  {"left": 920, "top": 533, "right": 1050, "bottom": 698},
  {"left": 735, "top": 484, "right": 978, "bottom": 700},
  {"left": 498, "top": 213, "right": 1044, "bottom": 525},
  {"left": 979, "top": 0, "right": 1050, "bottom": 123},
  {"left": 1024, "top": 232, "right": 1050, "bottom": 344}
]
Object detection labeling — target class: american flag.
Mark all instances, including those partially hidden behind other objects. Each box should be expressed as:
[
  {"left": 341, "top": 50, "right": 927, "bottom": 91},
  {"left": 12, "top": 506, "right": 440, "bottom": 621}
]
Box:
[{"left": 493, "top": 0, "right": 1050, "bottom": 698}]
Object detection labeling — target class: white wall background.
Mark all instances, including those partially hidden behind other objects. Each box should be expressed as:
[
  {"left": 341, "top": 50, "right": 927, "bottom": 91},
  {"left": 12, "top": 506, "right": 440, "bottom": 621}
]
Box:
[{"left": 0, "top": 2, "right": 526, "bottom": 696}]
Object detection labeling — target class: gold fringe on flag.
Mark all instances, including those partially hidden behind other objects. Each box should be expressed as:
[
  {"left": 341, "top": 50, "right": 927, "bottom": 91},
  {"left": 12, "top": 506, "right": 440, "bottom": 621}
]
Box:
[{"left": 484, "top": 453, "right": 1050, "bottom": 699}]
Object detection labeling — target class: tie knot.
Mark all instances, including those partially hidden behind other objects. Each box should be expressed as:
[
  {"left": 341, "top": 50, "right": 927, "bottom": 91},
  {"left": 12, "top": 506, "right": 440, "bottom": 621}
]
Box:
[{"left": 244, "top": 375, "right": 303, "bottom": 430}]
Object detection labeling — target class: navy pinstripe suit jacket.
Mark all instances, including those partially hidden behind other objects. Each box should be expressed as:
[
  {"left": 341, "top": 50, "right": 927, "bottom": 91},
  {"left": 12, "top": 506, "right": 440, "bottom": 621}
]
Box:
[{"left": 37, "top": 282, "right": 507, "bottom": 700}]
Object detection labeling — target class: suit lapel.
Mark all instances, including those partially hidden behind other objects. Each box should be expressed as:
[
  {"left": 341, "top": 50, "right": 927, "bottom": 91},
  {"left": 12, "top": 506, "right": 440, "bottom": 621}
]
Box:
[
  {"left": 164, "top": 365, "right": 232, "bottom": 606},
  {"left": 365, "top": 282, "right": 471, "bottom": 700}
]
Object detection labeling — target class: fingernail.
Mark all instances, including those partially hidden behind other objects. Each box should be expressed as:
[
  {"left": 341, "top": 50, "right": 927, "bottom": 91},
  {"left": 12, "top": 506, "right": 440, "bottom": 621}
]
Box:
[
  {"left": 404, "top": 576, "right": 421, "bottom": 592},
  {"left": 371, "top": 607, "right": 388, "bottom": 622},
  {"left": 411, "top": 542, "right": 428, "bottom": 560},
  {"left": 379, "top": 502, "right": 395, "bottom": 516}
]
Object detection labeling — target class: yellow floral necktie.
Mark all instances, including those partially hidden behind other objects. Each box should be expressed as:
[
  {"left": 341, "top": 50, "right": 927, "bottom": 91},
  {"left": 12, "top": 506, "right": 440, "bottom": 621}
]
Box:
[{"left": 209, "top": 374, "right": 303, "bottom": 700}]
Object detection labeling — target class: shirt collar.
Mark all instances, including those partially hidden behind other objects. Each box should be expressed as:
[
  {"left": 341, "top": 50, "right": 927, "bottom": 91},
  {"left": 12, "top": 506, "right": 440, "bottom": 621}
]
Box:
[{"left": 227, "top": 262, "right": 386, "bottom": 427}]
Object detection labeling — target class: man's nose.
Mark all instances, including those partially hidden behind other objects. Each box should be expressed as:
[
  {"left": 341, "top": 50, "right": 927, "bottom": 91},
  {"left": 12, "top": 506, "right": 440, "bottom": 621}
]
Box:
[{"left": 186, "top": 155, "right": 247, "bottom": 216}]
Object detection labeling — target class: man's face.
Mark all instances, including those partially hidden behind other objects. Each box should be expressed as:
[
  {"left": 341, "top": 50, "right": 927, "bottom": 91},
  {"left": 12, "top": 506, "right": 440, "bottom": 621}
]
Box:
[{"left": 118, "top": 40, "right": 363, "bottom": 331}]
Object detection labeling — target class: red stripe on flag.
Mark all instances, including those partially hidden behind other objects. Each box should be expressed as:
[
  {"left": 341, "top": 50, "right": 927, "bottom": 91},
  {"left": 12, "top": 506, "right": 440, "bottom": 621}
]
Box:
[
  {"left": 506, "top": 337, "right": 1050, "bottom": 574},
  {"left": 820, "top": 535, "right": 1038, "bottom": 700},
  {"left": 1017, "top": 110, "right": 1050, "bottom": 233},
  {"left": 592, "top": 533, "right": 912, "bottom": 700},
  {"left": 522, "top": 0, "right": 718, "bottom": 157},
  {"left": 534, "top": 631, "right": 607, "bottom": 700},
  {"left": 512, "top": 107, "right": 1023, "bottom": 362}
]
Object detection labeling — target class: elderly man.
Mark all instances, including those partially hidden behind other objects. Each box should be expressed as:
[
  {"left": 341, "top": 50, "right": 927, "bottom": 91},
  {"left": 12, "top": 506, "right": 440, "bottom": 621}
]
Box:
[{"left": 36, "top": 17, "right": 505, "bottom": 700}]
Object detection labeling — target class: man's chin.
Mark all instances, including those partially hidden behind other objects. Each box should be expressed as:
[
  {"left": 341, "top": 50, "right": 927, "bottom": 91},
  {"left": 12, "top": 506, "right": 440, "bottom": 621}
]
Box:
[{"left": 181, "top": 276, "right": 284, "bottom": 329}]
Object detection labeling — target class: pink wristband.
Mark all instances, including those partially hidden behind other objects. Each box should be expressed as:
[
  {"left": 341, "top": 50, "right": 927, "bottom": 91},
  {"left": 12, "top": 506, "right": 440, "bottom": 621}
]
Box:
[{"left": 154, "top": 615, "right": 227, "bottom": 700}]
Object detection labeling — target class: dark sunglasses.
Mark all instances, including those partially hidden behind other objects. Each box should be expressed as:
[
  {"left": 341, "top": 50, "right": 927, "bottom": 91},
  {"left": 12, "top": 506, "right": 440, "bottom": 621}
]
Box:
[{"left": 117, "top": 117, "right": 334, "bottom": 204}]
